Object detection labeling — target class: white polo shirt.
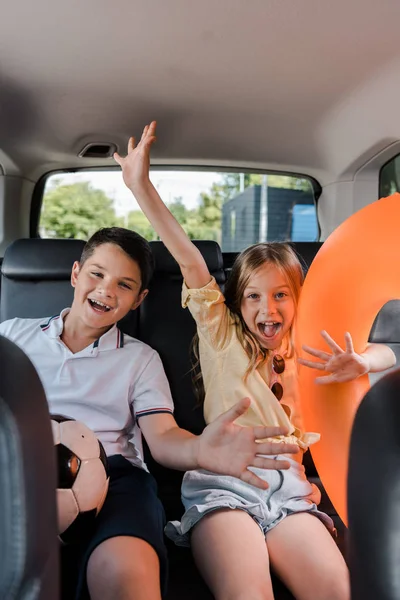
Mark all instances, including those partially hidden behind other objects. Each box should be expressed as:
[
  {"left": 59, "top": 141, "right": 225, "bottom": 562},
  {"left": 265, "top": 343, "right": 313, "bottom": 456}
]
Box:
[{"left": 0, "top": 309, "right": 174, "bottom": 471}]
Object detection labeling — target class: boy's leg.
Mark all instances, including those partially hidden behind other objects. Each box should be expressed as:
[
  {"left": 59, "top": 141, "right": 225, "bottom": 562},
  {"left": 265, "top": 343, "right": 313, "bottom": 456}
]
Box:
[
  {"left": 69, "top": 456, "right": 168, "bottom": 600},
  {"left": 191, "top": 508, "right": 274, "bottom": 600},
  {"left": 266, "top": 512, "right": 350, "bottom": 600},
  {"left": 87, "top": 536, "right": 161, "bottom": 600}
]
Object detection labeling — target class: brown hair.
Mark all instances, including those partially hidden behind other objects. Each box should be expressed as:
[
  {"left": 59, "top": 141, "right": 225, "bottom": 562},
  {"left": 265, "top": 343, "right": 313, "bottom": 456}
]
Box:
[
  {"left": 80, "top": 227, "right": 154, "bottom": 292},
  {"left": 191, "top": 242, "right": 304, "bottom": 401}
]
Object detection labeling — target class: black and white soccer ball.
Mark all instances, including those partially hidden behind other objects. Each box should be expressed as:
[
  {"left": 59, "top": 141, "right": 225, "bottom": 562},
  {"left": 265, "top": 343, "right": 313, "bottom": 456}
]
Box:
[{"left": 51, "top": 414, "right": 110, "bottom": 544}]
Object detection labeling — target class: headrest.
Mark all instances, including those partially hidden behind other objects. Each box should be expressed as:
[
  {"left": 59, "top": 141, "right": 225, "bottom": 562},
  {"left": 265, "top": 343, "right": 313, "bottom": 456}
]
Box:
[
  {"left": 369, "top": 300, "right": 400, "bottom": 343},
  {"left": 150, "top": 240, "right": 224, "bottom": 274},
  {"left": 290, "top": 241, "right": 323, "bottom": 272},
  {"left": 1, "top": 238, "right": 86, "bottom": 280}
]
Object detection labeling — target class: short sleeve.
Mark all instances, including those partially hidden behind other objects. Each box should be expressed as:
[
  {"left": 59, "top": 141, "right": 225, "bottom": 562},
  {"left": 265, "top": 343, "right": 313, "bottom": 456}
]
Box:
[
  {"left": 0, "top": 318, "right": 20, "bottom": 342},
  {"left": 181, "top": 276, "right": 224, "bottom": 308},
  {"left": 133, "top": 350, "right": 175, "bottom": 420},
  {"left": 181, "top": 276, "right": 235, "bottom": 350}
]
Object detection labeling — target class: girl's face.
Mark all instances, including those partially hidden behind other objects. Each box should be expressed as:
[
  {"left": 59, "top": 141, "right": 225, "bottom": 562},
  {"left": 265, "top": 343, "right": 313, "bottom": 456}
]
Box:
[{"left": 240, "top": 262, "right": 295, "bottom": 350}]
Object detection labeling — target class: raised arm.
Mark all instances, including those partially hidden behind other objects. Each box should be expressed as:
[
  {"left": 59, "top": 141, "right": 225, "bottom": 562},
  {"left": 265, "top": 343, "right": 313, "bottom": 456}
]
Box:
[{"left": 114, "top": 121, "right": 211, "bottom": 289}]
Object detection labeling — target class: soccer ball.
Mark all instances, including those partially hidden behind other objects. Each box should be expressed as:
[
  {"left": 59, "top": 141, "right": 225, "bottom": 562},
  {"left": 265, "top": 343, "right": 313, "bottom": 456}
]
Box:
[{"left": 51, "top": 414, "right": 110, "bottom": 544}]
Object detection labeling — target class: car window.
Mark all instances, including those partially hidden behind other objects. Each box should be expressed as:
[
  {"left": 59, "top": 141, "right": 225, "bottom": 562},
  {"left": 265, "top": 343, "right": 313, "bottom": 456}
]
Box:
[
  {"left": 38, "top": 169, "right": 319, "bottom": 251},
  {"left": 380, "top": 154, "right": 400, "bottom": 198}
]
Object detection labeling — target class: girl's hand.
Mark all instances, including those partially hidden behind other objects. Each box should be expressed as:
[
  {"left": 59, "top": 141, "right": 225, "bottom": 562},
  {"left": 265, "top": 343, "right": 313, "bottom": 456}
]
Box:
[
  {"left": 298, "top": 330, "right": 370, "bottom": 384},
  {"left": 113, "top": 121, "right": 157, "bottom": 191}
]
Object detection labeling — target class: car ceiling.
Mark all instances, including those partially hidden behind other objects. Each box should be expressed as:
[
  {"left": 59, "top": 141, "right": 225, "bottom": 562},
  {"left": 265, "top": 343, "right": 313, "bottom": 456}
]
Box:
[{"left": 1, "top": 0, "right": 400, "bottom": 184}]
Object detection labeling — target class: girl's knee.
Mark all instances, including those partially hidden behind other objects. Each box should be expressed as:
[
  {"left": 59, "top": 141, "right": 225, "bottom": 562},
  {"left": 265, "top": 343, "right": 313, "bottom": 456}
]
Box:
[
  {"left": 317, "top": 571, "right": 350, "bottom": 600},
  {"left": 329, "top": 580, "right": 351, "bottom": 600}
]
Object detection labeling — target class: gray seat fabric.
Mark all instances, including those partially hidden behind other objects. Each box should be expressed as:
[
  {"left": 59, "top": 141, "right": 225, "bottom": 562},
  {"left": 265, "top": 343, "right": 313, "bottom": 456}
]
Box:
[
  {"left": 0, "top": 335, "right": 59, "bottom": 600},
  {"left": 348, "top": 367, "right": 400, "bottom": 600}
]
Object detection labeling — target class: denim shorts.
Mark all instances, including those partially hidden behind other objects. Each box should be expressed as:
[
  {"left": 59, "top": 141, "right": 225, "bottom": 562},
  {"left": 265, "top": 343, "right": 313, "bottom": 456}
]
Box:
[{"left": 165, "top": 454, "right": 334, "bottom": 546}]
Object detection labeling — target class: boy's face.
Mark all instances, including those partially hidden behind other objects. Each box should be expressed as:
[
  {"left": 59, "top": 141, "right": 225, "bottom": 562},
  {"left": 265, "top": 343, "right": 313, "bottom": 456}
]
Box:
[{"left": 70, "top": 243, "right": 148, "bottom": 331}]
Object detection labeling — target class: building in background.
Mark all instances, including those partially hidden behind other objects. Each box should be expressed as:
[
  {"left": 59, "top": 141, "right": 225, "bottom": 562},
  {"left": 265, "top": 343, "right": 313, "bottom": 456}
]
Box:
[{"left": 221, "top": 185, "right": 318, "bottom": 252}]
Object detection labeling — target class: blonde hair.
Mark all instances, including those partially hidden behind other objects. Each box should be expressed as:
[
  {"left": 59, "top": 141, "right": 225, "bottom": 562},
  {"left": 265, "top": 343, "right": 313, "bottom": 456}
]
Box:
[
  {"left": 225, "top": 242, "right": 304, "bottom": 376},
  {"left": 191, "top": 242, "right": 304, "bottom": 402}
]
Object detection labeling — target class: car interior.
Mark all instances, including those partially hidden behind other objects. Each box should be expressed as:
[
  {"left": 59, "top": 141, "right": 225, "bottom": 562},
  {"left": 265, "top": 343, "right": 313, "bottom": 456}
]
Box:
[{"left": 1, "top": 1, "right": 400, "bottom": 599}]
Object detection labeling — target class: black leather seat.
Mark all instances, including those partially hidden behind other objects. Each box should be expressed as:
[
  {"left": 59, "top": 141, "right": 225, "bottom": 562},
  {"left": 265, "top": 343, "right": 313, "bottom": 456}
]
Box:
[
  {"left": 0, "top": 238, "right": 86, "bottom": 322},
  {"left": 368, "top": 299, "right": 400, "bottom": 385},
  {"left": 348, "top": 367, "right": 400, "bottom": 600},
  {"left": 0, "top": 335, "right": 59, "bottom": 600},
  {"left": 290, "top": 241, "right": 323, "bottom": 273},
  {"left": 143, "top": 240, "right": 225, "bottom": 438}
]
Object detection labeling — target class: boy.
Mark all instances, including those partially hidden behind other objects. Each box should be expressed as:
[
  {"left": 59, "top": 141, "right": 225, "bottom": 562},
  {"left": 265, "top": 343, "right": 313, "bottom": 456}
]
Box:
[{"left": 0, "top": 227, "right": 298, "bottom": 600}]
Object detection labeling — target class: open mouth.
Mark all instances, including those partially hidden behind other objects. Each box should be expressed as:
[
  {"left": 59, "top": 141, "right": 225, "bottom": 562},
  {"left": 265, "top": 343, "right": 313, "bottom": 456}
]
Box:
[
  {"left": 258, "top": 322, "right": 282, "bottom": 339},
  {"left": 88, "top": 299, "right": 112, "bottom": 313}
]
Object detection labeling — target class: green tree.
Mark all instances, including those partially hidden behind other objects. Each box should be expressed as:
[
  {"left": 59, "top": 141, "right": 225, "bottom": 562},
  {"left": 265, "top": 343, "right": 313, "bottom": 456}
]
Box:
[
  {"left": 41, "top": 181, "right": 121, "bottom": 239},
  {"left": 199, "top": 184, "right": 224, "bottom": 226},
  {"left": 125, "top": 198, "right": 189, "bottom": 241},
  {"left": 166, "top": 197, "right": 220, "bottom": 240},
  {"left": 125, "top": 210, "right": 156, "bottom": 241},
  {"left": 268, "top": 174, "right": 311, "bottom": 191},
  {"left": 191, "top": 183, "right": 224, "bottom": 242},
  {"left": 125, "top": 196, "right": 220, "bottom": 242},
  {"left": 168, "top": 197, "right": 188, "bottom": 223}
]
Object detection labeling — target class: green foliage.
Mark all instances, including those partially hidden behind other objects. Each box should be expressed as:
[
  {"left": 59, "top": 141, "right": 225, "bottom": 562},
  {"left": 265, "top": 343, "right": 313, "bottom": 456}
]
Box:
[
  {"left": 168, "top": 197, "right": 188, "bottom": 222},
  {"left": 172, "top": 195, "right": 221, "bottom": 242},
  {"left": 125, "top": 195, "right": 221, "bottom": 242},
  {"left": 268, "top": 174, "right": 311, "bottom": 191},
  {"left": 125, "top": 210, "right": 156, "bottom": 241},
  {"left": 40, "top": 180, "right": 122, "bottom": 239}
]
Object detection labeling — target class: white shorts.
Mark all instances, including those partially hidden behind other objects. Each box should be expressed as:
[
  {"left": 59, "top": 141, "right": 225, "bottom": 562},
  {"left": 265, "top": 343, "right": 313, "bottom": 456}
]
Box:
[{"left": 165, "top": 455, "right": 335, "bottom": 546}]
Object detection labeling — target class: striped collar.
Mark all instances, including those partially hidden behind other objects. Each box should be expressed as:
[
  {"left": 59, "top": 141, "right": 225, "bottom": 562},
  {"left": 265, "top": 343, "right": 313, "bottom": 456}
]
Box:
[{"left": 40, "top": 308, "right": 124, "bottom": 352}]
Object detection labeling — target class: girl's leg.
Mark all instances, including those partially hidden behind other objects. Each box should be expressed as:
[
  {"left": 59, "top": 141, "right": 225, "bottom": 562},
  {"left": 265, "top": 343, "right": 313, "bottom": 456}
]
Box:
[
  {"left": 191, "top": 508, "right": 274, "bottom": 600},
  {"left": 266, "top": 513, "right": 350, "bottom": 600},
  {"left": 87, "top": 536, "right": 162, "bottom": 600}
]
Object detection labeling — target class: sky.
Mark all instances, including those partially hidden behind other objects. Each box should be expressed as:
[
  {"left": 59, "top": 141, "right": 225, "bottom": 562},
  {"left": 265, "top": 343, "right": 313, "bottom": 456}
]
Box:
[{"left": 45, "top": 169, "right": 222, "bottom": 216}]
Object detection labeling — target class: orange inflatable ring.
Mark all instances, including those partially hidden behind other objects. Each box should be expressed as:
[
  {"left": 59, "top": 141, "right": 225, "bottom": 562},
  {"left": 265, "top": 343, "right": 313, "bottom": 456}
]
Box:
[{"left": 296, "top": 193, "right": 400, "bottom": 525}]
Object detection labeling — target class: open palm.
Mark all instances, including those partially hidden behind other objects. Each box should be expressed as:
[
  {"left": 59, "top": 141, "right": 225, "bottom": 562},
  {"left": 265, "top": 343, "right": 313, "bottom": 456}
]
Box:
[
  {"left": 298, "top": 330, "right": 369, "bottom": 384},
  {"left": 113, "top": 121, "right": 157, "bottom": 190}
]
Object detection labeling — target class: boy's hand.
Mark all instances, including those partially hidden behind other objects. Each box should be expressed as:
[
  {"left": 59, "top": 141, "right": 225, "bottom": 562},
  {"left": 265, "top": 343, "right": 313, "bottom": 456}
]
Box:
[
  {"left": 113, "top": 121, "right": 157, "bottom": 191},
  {"left": 196, "top": 397, "right": 299, "bottom": 489},
  {"left": 298, "top": 330, "right": 369, "bottom": 384}
]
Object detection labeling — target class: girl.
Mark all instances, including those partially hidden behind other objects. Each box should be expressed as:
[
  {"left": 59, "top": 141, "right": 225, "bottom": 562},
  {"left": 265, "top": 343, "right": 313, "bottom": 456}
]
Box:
[{"left": 114, "top": 122, "right": 395, "bottom": 600}]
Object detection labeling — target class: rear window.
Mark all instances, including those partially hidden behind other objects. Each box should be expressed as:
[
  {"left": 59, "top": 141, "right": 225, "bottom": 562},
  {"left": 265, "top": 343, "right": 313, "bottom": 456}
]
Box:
[{"left": 38, "top": 169, "right": 319, "bottom": 251}]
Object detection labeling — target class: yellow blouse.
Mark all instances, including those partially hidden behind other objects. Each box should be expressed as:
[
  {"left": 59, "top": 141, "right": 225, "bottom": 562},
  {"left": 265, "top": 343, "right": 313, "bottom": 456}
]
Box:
[{"left": 182, "top": 277, "right": 319, "bottom": 450}]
